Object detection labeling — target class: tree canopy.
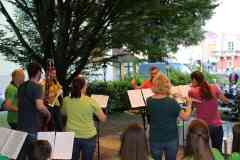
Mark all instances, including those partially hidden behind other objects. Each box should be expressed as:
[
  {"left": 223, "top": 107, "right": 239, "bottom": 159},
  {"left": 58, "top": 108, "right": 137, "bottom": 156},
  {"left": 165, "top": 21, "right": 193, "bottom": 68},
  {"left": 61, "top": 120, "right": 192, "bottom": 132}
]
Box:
[{"left": 0, "top": 0, "right": 217, "bottom": 90}]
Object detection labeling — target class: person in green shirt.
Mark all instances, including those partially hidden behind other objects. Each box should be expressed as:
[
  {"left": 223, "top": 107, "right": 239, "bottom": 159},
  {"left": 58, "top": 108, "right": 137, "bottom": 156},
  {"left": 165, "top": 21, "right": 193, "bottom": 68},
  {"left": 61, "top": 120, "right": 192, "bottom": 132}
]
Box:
[
  {"left": 182, "top": 119, "right": 224, "bottom": 160},
  {"left": 0, "top": 155, "right": 9, "bottom": 160},
  {"left": 4, "top": 69, "right": 25, "bottom": 129},
  {"left": 229, "top": 123, "right": 240, "bottom": 160},
  {"left": 61, "top": 76, "right": 106, "bottom": 160},
  {"left": 112, "top": 123, "right": 153, "bottom": 160}
]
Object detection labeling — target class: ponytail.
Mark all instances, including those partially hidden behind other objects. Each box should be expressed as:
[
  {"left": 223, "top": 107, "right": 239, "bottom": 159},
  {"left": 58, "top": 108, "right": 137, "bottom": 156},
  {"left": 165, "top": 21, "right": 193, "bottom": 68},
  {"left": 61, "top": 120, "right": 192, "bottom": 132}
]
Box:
[
  {"left": 199, "top": 81, "right": 213, "bottom": 100},
  {"left": 191, "top": 71, "right": 213, "bottom": 100}
]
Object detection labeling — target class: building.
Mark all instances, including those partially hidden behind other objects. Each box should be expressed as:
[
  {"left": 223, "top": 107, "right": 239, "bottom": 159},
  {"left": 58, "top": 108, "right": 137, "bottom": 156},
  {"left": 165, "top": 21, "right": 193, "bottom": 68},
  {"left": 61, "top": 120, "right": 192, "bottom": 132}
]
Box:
[{"left": 175, "top": 31, "right": 240, "bottom": 74}]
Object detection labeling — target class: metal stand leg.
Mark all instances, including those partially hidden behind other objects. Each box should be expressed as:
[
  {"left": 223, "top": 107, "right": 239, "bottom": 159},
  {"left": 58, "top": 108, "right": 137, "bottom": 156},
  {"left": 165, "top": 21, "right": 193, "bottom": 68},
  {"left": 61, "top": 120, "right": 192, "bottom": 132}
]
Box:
[
  {"left": 141, "top": 109, "right": 146, "bottom": 130},
  {"left": 96, "top": 121, "right": 100, "bottom": 160},
  {"left": 182, "top": 120, "right": 185, "bottom": 146}
]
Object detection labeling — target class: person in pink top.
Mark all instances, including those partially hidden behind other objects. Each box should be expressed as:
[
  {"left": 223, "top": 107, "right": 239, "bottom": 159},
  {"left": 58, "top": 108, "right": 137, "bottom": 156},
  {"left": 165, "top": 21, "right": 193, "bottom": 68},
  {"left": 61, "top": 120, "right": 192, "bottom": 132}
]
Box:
[{"left": 188, "top": 71, "right": 229, "bottom": 151}]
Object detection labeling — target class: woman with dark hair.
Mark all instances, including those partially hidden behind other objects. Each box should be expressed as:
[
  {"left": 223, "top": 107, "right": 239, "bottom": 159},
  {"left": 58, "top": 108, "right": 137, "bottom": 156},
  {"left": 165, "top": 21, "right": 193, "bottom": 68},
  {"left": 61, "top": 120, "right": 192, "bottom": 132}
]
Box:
[
  {"left": 229, "top": 123, "right": 240, "bottom": 160},
  {"left": 61, "top": 76, "right": 107, "bottom": 160},
  {"left": 28, "top": 140, "right": 52, "bottom": 160},
  {"left": 183, "top": 119, "right": 224, "bottom": 160},
  {"left": 188, "top": 71, "right": 228, "bottom": 151},
  {"left": 113, "top": 124, "right": 153, "bottom": 160}
]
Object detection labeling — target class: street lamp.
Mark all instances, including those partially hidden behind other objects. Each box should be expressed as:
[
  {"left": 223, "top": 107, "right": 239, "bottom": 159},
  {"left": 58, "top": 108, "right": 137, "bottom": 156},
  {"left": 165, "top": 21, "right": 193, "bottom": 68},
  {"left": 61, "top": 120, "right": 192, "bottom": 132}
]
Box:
[
  {"left": 103, "top": 62, "right": 107, "bottom": 82},
  {"left": 166, "top": 61, "right": 170, "bottom": 77}
]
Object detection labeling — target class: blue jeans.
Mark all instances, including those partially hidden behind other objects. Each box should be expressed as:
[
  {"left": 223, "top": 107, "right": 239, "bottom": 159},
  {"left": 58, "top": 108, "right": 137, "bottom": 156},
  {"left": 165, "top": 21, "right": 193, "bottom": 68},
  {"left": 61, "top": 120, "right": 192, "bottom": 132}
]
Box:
[
  {"left": 150, "top": 139, "right": 178, "bottom": 160},
  {"left": 72, "top": 136, "right": 96, "bottom": 160}
]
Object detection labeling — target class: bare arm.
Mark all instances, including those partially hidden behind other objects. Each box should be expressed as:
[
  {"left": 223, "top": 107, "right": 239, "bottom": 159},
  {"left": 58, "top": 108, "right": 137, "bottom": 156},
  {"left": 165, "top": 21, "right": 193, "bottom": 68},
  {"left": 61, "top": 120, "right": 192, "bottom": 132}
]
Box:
[
  {"left": 95, "top": 109, "right": 107, "bottom": 122},
  {"left": 219, "top": 93, "right": 229, "bottom": 104},
  {"left": 36, "top": 99, "right": 51, "bottom": 122},
  {"left": 4, "top": 99, "right": 17, "bottom": 112}
]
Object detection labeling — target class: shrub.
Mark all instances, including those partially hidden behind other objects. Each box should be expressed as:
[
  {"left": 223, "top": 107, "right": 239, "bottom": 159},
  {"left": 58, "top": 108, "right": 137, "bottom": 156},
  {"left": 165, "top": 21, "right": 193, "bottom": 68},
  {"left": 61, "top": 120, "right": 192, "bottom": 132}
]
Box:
[{"left": 88, "top": 80, "right": 132, "bottom": 112}]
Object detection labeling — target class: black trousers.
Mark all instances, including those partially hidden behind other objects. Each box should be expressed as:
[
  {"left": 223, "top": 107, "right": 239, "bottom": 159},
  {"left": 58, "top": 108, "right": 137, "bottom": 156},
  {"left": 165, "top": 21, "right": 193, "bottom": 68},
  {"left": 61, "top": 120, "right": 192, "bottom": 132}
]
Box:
[
  {"left": 17, "top": 133, "right": 36, "bottom": 160},
  {"left": 48, "top": 106, "right": 64, "bottom": 131},
  {"left": 9, "top": 122, "right": 18, "bottom": 129},
  {"left": 208, "top": 125, "right": 223, "bottom": 152}
]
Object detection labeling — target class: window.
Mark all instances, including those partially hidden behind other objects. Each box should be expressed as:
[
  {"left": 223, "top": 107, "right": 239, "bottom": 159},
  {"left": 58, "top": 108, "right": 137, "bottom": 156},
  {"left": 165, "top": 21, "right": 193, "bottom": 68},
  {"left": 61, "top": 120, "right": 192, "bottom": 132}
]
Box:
[{"left": 228, "top": 41, "right": 234, "bottom": 52}]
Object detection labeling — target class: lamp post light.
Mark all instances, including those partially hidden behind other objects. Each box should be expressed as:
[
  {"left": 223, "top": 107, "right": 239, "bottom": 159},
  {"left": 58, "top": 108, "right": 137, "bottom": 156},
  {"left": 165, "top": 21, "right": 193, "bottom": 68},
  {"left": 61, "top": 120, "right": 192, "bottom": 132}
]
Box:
[
  {"left": 103, "top": 62, "right": 107, "bottom": 82},
  {"left": 166, "top": 61, "right": 170, "bottom": 77}
]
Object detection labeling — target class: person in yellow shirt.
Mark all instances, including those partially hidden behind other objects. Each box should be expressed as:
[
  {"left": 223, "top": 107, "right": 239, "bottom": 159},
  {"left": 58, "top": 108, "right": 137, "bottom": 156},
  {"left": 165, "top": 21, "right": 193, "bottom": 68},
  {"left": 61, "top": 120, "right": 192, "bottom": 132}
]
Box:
[
  {"left": 61, "top": 76, "right": 106, "bottom": 160},
  {"left": 41, "top": 68, "right": 63, "bottom": 131}
]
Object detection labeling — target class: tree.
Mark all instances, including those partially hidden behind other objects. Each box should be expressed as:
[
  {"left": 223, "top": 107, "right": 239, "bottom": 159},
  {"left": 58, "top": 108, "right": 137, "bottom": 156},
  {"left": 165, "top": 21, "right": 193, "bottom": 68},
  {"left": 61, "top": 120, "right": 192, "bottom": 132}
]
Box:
[{"left": 0, "top": 0, "right": 217, "bottom": 91}]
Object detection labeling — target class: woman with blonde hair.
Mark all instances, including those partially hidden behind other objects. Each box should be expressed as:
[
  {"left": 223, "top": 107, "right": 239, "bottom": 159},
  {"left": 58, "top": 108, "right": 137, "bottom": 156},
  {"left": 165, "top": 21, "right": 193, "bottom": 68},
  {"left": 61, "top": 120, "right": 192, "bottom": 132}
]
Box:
[{"left": 147, "top": 74, "right": 192, "bottom": 160}]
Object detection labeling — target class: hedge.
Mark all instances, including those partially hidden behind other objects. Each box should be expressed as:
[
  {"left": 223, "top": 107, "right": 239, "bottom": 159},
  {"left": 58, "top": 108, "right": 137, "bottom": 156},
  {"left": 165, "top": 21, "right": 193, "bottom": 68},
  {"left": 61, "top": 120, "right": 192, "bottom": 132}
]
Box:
[{"left": 88, "top": 70, "right": 220, "bottom": 112}]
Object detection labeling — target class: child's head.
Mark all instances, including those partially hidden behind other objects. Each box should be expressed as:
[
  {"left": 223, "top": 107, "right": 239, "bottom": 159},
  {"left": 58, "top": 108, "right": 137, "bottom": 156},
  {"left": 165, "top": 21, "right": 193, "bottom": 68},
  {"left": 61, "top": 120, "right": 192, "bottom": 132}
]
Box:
[
  {"left": 232, "top": 123, "right": 240, "bottom": 153},
  {"left": 119, "top": 123, "right": 149, "bottom": 160},
  {"left": 28, "top": 140, "right": 52, "bottom": 160},
  {"left": 184, "top": 119, "right": 212, "bottom": 160}
]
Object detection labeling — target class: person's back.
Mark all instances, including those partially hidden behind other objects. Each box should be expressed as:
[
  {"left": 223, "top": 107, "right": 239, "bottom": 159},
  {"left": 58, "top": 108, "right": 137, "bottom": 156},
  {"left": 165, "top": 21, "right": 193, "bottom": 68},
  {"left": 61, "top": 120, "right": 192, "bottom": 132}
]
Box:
[
  {"left": 63, "top": 95, "right": 101, "bottom": 138},
  {"left": 189, "top": 84, "right": 222, "bottom": 126},
  {"left": 147, "top": 97, "right": 180, "bottom": 143},
  {"left": 18, "top": 81, "right": 43, "bottom": 133},
  {"left": 62, "top": 76, "right": 106, "bottom": 160}
]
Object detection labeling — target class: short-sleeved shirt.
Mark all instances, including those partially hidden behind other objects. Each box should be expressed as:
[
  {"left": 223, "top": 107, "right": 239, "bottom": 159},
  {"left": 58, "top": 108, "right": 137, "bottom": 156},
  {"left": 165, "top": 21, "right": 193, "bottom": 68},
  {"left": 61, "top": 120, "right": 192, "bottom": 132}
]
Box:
[
  {"left": 62, "top": 96, "right": 102, "bottom": 139},
  {"left": 5, "top": 83, "right": 18, "bottom": 124},
  {"left": 183, "top": 148, "right": 224, "bottom": 160},
  {"left": 40, "top": 80, "right": 62, "bottom": 107},
  {"left": 147, "top": 97, "right": 181, "bottom": 142},
  {"left": 0, "top": 155, "right": 9, "bottom": 160},
  {"left": 17, "top": 81, "right": 43, "bottom": 133},
  {"left": 229, "top": 153, "right": 240, "bottom": 160},
  {"left": 188, "top": 84, "right": 222, "bottom": 126},
  {"left": 141, "top": 80, "right": 153, "bottom": 89}
]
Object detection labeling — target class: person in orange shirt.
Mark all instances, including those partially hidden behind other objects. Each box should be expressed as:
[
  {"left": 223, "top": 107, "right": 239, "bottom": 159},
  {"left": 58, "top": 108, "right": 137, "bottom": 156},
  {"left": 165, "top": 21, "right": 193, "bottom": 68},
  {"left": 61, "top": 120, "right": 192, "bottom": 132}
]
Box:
[{"left": 131, "top": 66, "right": 160, "bottom": 89}]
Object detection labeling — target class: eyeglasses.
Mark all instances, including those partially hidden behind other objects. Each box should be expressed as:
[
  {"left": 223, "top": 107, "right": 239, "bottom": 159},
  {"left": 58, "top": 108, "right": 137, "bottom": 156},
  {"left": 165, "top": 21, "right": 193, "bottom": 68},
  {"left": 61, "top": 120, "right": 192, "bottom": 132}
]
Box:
[{"left": 151, "top": 71, "right": 158, "bottom": 76}]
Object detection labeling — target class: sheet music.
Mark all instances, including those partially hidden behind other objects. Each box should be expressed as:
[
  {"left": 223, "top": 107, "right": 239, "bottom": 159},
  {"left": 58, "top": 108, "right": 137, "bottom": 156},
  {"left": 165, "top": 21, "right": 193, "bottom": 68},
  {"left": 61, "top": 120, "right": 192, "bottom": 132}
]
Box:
[
  {"left": 0, "top": 127, "right": 11, "bottom": 152},
  {"left": 171, "top": 85, "right": 191, "bottom": 103},
  {"left": 171, "top": 85, "right": 190, "bottom": 98},
  {"left": 127, "top": 90, "right": 145, "bottom": 108},
  {"left": 1, "top": 130, "right": 27, "bottom": 159},
  {"left": 37, "top": 132, "right": 55, "bottom": 151},
  {"left": 52, "top": 132, "right": 74, "bottom": 159},
  {"left": 91, "top": 95, "right": 109, "bottom": 108},
  {"left": 141, "top": 89, "right": 154, "bottom": 102}
]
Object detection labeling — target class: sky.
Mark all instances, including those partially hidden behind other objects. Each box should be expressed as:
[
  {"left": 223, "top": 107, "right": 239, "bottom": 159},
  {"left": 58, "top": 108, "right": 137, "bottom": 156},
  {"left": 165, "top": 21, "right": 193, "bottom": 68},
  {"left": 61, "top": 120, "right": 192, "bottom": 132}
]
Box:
[
  {"left": 1, "top": 0, "right": 240, "bottom": 75},
  {"left": 205, "top": 0, "right": 240, "bottom": 34}
]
